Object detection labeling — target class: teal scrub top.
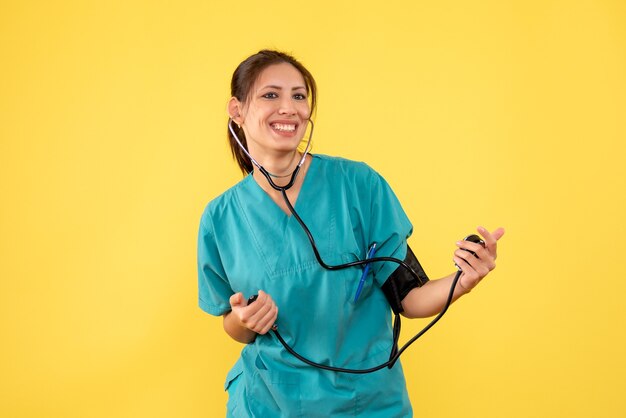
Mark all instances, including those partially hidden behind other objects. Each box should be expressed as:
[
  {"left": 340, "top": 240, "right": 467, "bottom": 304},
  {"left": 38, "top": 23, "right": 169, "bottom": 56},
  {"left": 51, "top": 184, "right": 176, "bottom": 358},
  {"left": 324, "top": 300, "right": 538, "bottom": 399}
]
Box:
[{"left": 198, "top": 155, "right": 421, "bottom": 417}]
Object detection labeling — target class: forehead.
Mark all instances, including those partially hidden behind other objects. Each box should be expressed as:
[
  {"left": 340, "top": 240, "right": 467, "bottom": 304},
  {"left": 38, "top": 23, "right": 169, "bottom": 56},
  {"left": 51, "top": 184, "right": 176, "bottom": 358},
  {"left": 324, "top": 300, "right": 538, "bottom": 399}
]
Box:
[{"left": 253, "top": 62, "right": 306, "bottom": 90}]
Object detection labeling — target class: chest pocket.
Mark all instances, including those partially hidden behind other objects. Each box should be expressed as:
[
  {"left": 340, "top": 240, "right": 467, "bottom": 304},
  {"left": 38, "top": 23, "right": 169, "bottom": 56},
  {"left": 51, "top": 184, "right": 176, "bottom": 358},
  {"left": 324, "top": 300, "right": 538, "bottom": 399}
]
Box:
[{"left": 341, "top": 251, "right": 379, "bottom": 306}]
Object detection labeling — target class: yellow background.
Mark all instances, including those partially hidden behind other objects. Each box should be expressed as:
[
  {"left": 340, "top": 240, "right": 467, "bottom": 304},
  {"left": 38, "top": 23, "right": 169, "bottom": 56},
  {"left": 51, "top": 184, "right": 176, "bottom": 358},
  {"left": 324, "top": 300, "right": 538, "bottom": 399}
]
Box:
[{"left": 1, "top": 0, "right": 625, "bottom": 417}]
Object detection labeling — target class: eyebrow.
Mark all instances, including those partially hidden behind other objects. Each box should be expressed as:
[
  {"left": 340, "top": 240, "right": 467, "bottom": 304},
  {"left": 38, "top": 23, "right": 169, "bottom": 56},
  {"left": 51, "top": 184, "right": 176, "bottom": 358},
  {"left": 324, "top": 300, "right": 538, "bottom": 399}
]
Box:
[{"left": 261, "top": 84, "right": 307, "bottom": 91}]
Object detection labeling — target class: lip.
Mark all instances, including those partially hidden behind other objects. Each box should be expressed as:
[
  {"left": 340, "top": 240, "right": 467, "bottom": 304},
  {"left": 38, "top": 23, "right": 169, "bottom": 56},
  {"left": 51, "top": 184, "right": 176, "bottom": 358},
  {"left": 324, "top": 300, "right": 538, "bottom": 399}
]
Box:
[{"left": 269, "top": 120, "right": 300, "bottom": 137}]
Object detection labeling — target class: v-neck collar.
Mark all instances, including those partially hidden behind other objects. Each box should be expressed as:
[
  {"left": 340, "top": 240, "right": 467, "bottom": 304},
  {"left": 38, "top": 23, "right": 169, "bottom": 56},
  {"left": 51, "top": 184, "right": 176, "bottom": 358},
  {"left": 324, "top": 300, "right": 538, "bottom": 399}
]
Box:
[
  {"left": 232, "top": 154, "right": 341, "bottom": 278},
  {"left": 241, "top": 154, "right": 318, "bottom": 219}
]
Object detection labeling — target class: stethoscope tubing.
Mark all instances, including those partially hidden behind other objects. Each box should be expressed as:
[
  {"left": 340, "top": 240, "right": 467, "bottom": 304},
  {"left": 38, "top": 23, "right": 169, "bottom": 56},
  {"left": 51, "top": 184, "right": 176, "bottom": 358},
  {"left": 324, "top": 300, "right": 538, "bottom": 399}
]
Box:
[
  {"left": 272, "top": 186, "right": 462, "bottom": 373},
  {"left": 271, "top": 270, "right": 462, "bottom": 374},
  {"left": 229, "top": 119, "right": 462, "bottom": 373}
]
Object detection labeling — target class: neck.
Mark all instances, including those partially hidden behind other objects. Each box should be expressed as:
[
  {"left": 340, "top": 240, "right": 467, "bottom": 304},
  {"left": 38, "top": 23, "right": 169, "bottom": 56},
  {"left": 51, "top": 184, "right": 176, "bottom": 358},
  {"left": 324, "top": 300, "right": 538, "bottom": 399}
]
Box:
[
  {"left": 253, "top": 151, "right": 307, "bottom": 189},
  {"left": 256, "top": 151, "right": 300, "bottom": 179}
]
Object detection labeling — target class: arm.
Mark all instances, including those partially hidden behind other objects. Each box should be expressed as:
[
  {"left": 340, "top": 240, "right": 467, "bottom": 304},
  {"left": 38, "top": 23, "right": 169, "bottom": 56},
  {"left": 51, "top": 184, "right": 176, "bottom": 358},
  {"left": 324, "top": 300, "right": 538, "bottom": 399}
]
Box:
[
  {"left": 222, "top": 290, "right": 278, "bottom": 344},
  {"left": 401, "top": 226, "right": 505, "bottom": 319}
]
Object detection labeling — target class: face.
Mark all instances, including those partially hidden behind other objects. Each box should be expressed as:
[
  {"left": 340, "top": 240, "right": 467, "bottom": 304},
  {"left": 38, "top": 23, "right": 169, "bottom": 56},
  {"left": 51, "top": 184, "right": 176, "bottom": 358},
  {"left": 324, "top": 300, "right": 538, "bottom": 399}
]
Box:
[{"left": 231, "top": 62, "right": 311, "bottom": 159}]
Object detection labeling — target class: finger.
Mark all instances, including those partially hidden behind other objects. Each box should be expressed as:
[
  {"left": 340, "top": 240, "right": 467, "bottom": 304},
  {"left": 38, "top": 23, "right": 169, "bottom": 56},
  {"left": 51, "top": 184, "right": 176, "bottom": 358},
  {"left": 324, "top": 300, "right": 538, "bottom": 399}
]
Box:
[
  {"left": 454, "top": 248, "right": 479, "bottom": 265},
  {"left": 244, "top": 290, "right": 269, "bottom": 312},
  {"left": 258, "top": 303, "right": 279, "bottom": 334},
  {"left": 255, "top": 290, "right": 270, "bottom": 305},
  {"left": 247, "top": 297, "right": 271, "bottom": 320},
  {"left": 456, "top": 240, "right": 485, "bottom": 254},
  {"left": 454, "top": 251, "right": 491, "bottom": 277},
  {"left": 250, "top": 301, "right": 277, "bottom": 334},
  {"left": 454, "top": 257, "right": 490, "bottom": 289},
  {"left": 453, "top": 255, "right": 477, "bottom": 278},
  {"left": 464, "top": 244, "right": 496, "bottom": 270},
  {"left": 492, "top": 227, "right": 505, "bottom": 241},
  {"left": 244, "top": 293, "right": 275, "bottom": 330},
  {"left": 477, "top": 226, "right": 503, "bottom": 258},
  {"left": 229, "top": 292, "right": 245, "bottom": 308}
]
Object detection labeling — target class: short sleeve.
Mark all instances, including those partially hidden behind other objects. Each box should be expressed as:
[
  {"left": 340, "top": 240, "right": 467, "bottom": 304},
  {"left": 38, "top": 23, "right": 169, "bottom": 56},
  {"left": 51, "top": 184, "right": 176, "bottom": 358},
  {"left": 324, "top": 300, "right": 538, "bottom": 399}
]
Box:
[
  {"left": 367, "top": 171, "right": 414, "bottom": 287},
  {"left": 197, "top": 213, "right": 233, "bottom": 316}
]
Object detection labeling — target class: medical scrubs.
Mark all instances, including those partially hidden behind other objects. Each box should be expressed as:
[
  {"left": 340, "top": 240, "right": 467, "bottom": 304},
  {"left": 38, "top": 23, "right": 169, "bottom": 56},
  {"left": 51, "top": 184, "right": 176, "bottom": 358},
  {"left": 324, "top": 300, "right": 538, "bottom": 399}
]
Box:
[{"left": 198, "top": 155, "right": 423, "bottom": 417}]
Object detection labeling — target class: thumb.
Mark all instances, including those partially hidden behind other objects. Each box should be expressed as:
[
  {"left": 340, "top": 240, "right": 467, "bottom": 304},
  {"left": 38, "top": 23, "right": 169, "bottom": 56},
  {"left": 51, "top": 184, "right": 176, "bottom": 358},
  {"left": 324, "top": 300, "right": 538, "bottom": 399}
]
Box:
[{"left": 229, "top": 292, "right": 245, "bottom": 308}]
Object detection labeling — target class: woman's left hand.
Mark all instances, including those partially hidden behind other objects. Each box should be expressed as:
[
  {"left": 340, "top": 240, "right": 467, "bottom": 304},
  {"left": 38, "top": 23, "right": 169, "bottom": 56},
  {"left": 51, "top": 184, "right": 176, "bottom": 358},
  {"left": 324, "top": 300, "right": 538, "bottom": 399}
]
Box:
[{"left": 453, "top": 226, "right": 505, "bottom": 292}]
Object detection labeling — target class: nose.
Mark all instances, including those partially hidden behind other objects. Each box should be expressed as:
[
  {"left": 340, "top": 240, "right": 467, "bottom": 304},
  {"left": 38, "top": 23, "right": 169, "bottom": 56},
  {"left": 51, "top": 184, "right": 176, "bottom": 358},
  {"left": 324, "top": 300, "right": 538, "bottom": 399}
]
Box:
[{"left": 278, "top": 97, "right": 297, "bottom": 115}]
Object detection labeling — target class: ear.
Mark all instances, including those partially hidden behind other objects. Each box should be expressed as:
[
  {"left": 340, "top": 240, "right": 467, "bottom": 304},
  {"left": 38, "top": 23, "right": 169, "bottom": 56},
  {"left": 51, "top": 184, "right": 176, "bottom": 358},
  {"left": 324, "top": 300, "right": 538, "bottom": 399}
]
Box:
[{"left": 227, "top": 97, "right": 243, "bottom": 125}]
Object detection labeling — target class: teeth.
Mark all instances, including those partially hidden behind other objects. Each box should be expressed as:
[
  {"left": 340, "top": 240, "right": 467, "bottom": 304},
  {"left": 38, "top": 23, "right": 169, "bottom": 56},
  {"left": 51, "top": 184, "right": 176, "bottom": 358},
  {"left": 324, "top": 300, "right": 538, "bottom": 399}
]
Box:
[{"left": 272, "top": 123, "right": 296, "bottom": 132}]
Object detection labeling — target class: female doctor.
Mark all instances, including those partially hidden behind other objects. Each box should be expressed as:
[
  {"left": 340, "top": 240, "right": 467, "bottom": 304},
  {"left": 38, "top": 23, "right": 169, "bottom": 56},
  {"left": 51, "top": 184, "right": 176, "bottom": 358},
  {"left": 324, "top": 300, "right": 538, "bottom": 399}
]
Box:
[{"left": 198, "top": 49, "right": 505, "bottom": 417}]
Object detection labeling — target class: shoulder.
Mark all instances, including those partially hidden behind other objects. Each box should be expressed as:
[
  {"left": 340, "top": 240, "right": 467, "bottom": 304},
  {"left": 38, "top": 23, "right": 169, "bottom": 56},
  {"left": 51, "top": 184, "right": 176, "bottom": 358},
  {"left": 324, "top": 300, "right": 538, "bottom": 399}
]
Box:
[
  {"left": 313, "top": 154, "right": 381, "bottom": 182},
  {"left": 199, "top": 175, "right": 251, "bottom": 233},
  {"left": 313, "top": 155, "right": 403, "bottom": 214}
]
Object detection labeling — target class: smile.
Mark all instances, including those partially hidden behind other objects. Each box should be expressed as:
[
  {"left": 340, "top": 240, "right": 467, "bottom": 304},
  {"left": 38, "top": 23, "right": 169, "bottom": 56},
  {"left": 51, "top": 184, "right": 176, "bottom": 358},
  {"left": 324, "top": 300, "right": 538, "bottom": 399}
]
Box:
[{"left": 271, "top": 123, "right": 297, "bottom": 132}]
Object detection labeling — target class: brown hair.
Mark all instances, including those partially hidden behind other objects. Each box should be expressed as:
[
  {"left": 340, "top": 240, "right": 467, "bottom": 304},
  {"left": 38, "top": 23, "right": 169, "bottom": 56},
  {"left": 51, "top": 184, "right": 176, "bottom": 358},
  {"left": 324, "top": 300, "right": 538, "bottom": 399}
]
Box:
[{"left": 228, "top": 50, "right": 317, "bottom": 175}]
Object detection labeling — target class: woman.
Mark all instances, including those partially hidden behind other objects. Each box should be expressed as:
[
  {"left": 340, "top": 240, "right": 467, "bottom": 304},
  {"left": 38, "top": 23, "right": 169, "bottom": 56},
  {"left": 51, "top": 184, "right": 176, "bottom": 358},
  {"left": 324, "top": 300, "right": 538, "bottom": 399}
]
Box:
[{"left": 198, "top": 49, "right": 504, "bottom": 417}]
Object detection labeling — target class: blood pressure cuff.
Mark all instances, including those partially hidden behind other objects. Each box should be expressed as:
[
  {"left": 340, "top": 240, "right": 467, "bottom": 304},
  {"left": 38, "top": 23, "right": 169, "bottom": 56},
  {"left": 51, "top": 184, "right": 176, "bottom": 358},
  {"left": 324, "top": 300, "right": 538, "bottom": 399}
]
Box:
[{"left": 381, "top": 245, "right": 429, "bottom": 314}]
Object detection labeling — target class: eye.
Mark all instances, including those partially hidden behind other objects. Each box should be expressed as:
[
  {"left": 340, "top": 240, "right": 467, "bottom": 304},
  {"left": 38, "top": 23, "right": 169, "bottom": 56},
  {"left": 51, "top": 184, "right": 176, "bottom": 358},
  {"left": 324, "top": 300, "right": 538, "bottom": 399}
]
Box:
[
  {"left": 293, "top": 93, "right": 307, "bottom": 100},
  {"left": 262, "top": 92, "right": 278, "bottom": 99}
]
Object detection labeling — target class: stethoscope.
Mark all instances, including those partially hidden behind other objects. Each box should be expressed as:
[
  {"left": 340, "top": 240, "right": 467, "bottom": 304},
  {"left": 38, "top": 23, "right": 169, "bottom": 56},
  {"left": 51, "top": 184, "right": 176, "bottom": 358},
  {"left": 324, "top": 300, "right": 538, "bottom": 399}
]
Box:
[
  {"left": 228, "top": 117, "right": 313, "bottom": 192},
  {"left": 228, "top": 118, "right": 476, "bottom": 374}
]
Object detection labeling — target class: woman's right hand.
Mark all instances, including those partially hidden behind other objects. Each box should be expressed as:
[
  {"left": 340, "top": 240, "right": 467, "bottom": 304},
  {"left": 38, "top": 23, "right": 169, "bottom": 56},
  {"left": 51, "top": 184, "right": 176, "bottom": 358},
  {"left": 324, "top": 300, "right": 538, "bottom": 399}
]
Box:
[{"left": 229, "top": 290, "right": 278, "bottom": 335}]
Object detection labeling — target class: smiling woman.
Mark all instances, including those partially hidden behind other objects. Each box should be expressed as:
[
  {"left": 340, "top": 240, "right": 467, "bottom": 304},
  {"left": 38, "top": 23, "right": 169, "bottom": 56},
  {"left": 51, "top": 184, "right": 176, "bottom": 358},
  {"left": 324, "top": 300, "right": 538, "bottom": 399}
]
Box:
[
  {"left": 197, "top": 49, "right": 504, "bottom": 417},
  {"left": 226, "top": 50, "right": 317, "bottom": 177},
  {"left": 230, "top": 63, "right": 311, "bottom": 176}
]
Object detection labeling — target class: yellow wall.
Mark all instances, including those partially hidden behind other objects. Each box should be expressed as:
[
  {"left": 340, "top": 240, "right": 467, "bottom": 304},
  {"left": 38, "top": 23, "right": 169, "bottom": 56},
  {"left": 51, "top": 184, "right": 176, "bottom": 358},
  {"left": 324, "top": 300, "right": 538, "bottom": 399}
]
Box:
[{"left": 1, "top": 1, "right": 625, "bottom": 417}]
